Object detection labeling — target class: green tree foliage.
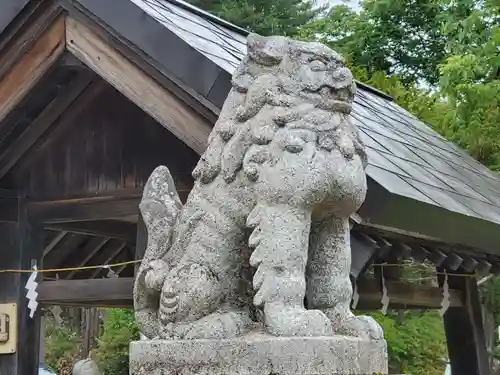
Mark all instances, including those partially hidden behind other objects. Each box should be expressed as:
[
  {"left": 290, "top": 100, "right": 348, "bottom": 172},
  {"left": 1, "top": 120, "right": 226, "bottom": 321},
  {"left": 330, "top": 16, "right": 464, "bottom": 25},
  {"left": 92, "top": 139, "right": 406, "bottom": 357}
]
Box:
[
  {"left": 187, "top": 0, "right": 321, "bottom": 36},
  {"left": 299, "top": 0, "right": 449, "bottom": 84},
  {"left": 45, "top": 317, "right": 81, "bottom": 373},
  {"left": 94, "top": 309, "right": 140, "bottom": 375},
  {"left": 438, "top": 0, "right": 500, "bottom": 169},
  {"left": 368, "top": 311, "right": 448, "bottom": 375}
]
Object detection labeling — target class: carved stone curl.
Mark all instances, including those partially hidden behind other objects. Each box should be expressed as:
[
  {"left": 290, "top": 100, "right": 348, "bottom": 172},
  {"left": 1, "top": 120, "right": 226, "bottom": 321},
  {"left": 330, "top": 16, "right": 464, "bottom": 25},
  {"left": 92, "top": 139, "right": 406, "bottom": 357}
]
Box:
[{"left": 133, "top": 34, "right": 383, "bottom": 342}]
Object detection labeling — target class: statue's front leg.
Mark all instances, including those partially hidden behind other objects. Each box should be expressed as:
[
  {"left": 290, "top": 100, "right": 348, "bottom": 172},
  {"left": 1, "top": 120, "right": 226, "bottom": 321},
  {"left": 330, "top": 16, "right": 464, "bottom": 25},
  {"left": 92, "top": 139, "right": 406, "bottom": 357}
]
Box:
[
  {"left": 307, "top": 216, "right": 383, "bottom": 340},
  {"left": 247, "top": 203, "right": 333, "bottom": 336}
]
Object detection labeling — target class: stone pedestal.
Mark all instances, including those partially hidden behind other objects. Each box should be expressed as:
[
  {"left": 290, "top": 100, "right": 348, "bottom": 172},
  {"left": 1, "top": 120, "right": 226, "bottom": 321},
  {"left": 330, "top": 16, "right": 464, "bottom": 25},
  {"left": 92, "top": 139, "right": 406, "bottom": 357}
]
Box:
[{"left": 129, "top": 332, "right": 388, "bottom": 375}]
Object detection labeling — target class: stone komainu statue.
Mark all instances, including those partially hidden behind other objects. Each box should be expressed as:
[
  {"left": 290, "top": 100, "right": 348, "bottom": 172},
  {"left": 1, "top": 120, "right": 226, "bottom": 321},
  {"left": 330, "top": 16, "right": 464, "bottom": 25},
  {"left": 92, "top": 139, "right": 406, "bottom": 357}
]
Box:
[{"left": 134, "top": 34, "right": 383, "bottom": 341}]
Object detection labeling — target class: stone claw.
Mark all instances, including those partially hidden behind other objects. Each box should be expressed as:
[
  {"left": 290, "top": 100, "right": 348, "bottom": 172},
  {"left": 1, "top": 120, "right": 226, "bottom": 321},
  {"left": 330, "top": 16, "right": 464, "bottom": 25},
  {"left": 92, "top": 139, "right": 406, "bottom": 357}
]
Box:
[
  {"left": 144, "top": 260, "right": 169, "bottom": 291},
  {"left": 336, "top": 314, "right": 384, "bottom": 340},
  {"left": 264, "top": 302, "right": 333, "bottom": 337}
]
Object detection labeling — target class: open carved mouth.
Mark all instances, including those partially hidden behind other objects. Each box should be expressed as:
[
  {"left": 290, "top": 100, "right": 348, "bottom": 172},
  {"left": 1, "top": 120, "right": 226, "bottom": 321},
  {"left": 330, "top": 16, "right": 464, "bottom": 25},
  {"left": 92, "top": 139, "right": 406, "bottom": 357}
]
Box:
[{"left": 302, "top": 85, "right": 353, "bottom": 113}]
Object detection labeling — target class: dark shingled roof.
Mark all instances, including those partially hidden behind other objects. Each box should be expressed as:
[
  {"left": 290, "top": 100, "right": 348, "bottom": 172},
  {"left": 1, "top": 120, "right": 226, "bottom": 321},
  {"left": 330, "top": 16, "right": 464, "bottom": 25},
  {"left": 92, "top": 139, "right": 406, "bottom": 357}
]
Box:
[
  {"left": 126, "top": 0, "right": 500, "bottom": 254},
  {"left": 0, "top": 0, "right": 489, "bottom": 260}
]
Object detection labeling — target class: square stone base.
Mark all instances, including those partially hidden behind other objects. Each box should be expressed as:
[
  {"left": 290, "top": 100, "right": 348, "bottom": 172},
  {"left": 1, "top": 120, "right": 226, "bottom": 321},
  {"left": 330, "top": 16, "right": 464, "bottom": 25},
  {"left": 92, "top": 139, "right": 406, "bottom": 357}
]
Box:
[{"left": 129, "top": 332, "right": 388, "bottom": 375}]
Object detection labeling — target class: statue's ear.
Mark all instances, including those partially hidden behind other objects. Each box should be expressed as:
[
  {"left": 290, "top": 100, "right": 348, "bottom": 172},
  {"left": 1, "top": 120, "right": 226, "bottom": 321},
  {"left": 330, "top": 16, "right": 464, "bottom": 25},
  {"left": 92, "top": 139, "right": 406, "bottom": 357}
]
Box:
[{"left": 247, "top": 34, "right": 287, "bottom": 65}]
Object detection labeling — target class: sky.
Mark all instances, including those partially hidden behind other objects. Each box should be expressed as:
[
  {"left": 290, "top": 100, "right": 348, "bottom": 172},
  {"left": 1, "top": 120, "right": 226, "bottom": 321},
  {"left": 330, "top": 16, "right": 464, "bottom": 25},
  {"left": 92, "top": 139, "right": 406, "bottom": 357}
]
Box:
[{"left": 317, "top": 0, "right": 361, "bottom": 10}]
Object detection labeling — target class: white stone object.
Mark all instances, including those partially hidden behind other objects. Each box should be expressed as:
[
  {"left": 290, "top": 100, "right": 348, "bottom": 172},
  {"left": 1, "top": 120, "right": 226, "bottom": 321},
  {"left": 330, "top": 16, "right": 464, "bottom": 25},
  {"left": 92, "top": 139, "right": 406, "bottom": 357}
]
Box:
[
  {"left": 130, "top": 333, "right": 388, "bottom": 375},
  {"left": 73, "top": 359, "right": 101, "bottom": 375},
  {"left": 131, "top": 33, "right": 388, "bottom": 375}
]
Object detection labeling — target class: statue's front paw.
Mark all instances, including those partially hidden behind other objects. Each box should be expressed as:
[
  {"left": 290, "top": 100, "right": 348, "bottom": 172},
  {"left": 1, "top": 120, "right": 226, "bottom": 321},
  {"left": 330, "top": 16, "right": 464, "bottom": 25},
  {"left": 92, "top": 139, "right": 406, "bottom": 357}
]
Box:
[
  {"left": 337, "top": 315, "right": 384, "bottom": 340},
  {"left": 264, "top": 302, "right": 333, "bottom": 336},
  {"left": 144, "top": 260, "right": 170, "bottom": 291}
]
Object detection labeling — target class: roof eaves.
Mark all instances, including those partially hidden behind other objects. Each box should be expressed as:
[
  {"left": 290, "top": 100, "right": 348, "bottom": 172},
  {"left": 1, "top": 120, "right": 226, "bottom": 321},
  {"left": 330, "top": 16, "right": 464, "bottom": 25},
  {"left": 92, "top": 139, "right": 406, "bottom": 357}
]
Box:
[
  {"left": 163, "top": 0, "right": 250, "bottom": 36},
  {"left": 163, "top": 0, "right": 394, "bottom": 102}
]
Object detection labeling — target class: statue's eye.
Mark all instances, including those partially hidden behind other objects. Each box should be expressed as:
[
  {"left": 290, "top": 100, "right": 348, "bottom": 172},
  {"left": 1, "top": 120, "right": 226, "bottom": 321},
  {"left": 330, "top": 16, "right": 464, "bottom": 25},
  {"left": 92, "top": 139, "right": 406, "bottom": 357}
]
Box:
[{"left": 309, "top": 60, "right": 327, "bottom": 71}]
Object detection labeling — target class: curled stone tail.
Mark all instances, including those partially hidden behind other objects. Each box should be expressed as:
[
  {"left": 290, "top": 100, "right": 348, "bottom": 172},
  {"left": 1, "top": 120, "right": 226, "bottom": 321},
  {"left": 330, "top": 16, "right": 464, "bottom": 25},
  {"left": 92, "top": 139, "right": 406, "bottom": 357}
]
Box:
[{"left": 134, "top": 166, "right": 183, "bottom": 339}]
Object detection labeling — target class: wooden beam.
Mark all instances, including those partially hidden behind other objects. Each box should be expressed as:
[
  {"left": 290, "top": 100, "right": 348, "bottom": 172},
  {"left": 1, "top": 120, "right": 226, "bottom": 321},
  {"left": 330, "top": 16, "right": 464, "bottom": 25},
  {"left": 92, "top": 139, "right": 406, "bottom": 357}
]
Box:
[
  {"left": 42, "top": 231, "right": 67, "bottom": 258},
  {"left": 356, "top": 278, "right": 463, "bottom": 310},
  {"left": 42, "top": 233, "right": 85, "bottom": 269},
  {"left": 0, "top": 16, "right": 65, "bottom": 124},
  {"left": 65, "top": 17, "right": 212, "bottom": 155},
  {"left": 11, "top": 79, "right": 107, "bottom": 176},
  {"left": 37, "top": 277, "right": 463, "bottom": 310},
  {"left": 28, "top": 191, "right": 142, "bottom": 223},
  {"left": 63, "top": 237, "right": 109, "bottom": 280},
  {"left": 77, "top": 238, "right": 129, "bottom": 279},
  {"left": 441, "top": 272, "right": 490, "bottom": 375},
  {"left": 0, "top": 1, "right": 60, "bottom": 77},
  {"left": 38, "top": 277, "right": 134, "bottom": 306},
  {"left": 0, "top": 71, "right": 94, "bottom": 179},
  {"left": 45, "top": 220, "right": 137, "bottom": 243},
  {"left": 90, "top": 241, "right": 126, "bottom": 279},
  {"left": 0, "top": 206, "right": 44, "bottom": 374}
]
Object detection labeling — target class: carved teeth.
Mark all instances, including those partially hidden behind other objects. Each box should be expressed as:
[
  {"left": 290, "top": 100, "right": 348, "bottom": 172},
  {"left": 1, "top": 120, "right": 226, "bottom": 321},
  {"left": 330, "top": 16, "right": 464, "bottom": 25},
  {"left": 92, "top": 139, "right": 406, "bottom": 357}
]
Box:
[
  {"left": 246, "top": 207, "right": 261, "bottom": 228},
  {"left": 253, "top": 266, "right": 266, "bottom": 289},
  {"left": 162, "top": 295, "right": 179, "bottom": 308},
  {"left": 248, "top": 227, "right": 262, "bottom": 248},
  {"left": 249, "top": 250, "right": 263, "bottom": 268},
  {"left": 161, "top": 304, "right": 178, "bottom": 315}
]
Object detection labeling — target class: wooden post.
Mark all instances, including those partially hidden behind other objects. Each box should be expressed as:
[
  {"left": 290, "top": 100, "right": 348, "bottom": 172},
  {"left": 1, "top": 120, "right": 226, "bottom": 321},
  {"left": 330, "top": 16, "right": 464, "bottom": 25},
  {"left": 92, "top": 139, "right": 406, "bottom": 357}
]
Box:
[
  {"left": 0, "top": 194, "right": 44, "bottom": 375},
  {"left": 440, "top": 271, "right": 490, "bottom": 375}
]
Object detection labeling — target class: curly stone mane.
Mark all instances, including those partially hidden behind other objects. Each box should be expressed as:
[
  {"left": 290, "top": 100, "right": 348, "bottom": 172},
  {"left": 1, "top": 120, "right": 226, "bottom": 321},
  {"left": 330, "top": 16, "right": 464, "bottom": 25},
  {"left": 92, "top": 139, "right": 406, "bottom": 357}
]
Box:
[{"left": 192, "top": 33, "right": 367, "bottom": 185}]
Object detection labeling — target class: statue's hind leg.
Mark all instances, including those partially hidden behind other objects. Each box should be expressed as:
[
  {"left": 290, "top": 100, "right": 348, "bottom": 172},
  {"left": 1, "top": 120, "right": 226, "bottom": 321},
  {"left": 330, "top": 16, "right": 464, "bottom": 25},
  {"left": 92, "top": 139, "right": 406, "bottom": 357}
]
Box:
[
  {"left": 247, "top": 203, "right": 333, "bottom": 336},
  {"left": 157, "top": 195, "right": 255, "bottom": 339},
  {"left": 306, "top": 216, "right": 383, "bottom": 340}
]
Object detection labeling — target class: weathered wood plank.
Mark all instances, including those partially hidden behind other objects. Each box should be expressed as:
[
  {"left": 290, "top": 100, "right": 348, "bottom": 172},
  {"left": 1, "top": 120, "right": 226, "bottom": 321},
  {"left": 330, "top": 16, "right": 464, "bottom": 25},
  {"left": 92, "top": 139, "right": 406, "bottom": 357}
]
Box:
[
  {"left": 28, "top": 190, "right": 142, "bottom": 223},
  {"left": 38, "top": 278, "right": 463, "bottom": 310},
  {"left": 0, "top": 207, "right": 43, "bottom": 374},
  {"left": 0, "top": 71, "right": 94, "bottom": 179},
  {"left": 0, "top": 1, "right": 61, "bottom": 81},
  {"left": 66, "top": 17, "right": 212, "bottom": 155},
  {"left": 0, "top": 196, "right": 19, "bottom": 222},
  {"left": 441, "top": 272, "right": 489, "bottom": 375},
  {"left": 356, "top": 278, "right": 463, "bottom": 309},
  {"left": 38, "top": 277, "right": 134, "bottom": 306},
  {"left": 0, "top": 16, "right": 65, "bottom": 123}
]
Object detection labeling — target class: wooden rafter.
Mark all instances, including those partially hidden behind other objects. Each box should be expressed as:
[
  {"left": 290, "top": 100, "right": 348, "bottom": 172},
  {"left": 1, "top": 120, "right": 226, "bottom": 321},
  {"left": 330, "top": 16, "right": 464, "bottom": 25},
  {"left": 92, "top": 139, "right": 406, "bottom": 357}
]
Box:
[
  {"left": 90, "top": 241, "right": 127, "bottom": 279},
  {"left": 42, "top": 233, "right": 85, "bottom": 270},
  {"left": 45, "top": 221, "right": 137, "bottom": 243},
  {"left": 63, "top": 237, "right": 109, "bottom": 280},
  {"left": 0, "top": 15, "right": 65, "bottom": 124},
  {"left": 0, "top": 70, "right": 94, "bottom": 179},
  {"left": 65, "top": 17, "right": 212, "bottom": 155},
  {"left": 77, "top": 238, "right": 129, "bottom": 279},
  {"left": 42, "top": 231, "right": 67, "bottom": 258}
]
